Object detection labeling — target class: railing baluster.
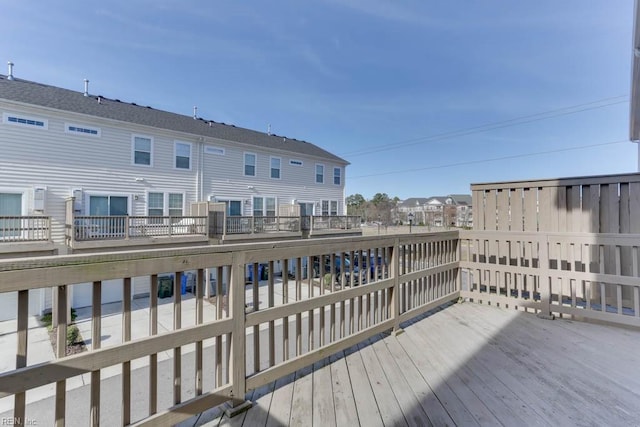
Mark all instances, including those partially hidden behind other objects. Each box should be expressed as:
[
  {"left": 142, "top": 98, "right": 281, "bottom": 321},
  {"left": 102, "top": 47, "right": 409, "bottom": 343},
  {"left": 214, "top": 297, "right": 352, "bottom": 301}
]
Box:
[
  {"left": 91, "top": 280, "right": 102, "bottom": 427},
  {"left": 54, "top": 285, "right": 67, "bottom": 427},
  {"left": 122, "top": 277, "right": 132, "bottom": 425},
  {"left": 149, "top": 274, "right": 158, "bottom": 416},
  {"left": 268, "top": 260, "right": 275, "bottom": 367},
  {"left": 14, "top": 289, "right": 28, "bottom": 425},
  {"left": 173, "top": 271, "right": 182, "bottom": 405},
  {"left": 196, "top": 269, "right": 204, "bottom": 396}
]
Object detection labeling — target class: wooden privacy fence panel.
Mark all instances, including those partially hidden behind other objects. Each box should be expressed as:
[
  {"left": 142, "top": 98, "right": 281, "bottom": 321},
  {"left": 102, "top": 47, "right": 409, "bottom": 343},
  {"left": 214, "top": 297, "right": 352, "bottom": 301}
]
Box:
[
  {"left": 460, "top": 230, "right": 640, "bottom": 328},
  {"left": 472, "top": 173, "right": 640, "bottom": 234},
  {"left": 0, "top": 232, "right": 460, "bottom": 426}
]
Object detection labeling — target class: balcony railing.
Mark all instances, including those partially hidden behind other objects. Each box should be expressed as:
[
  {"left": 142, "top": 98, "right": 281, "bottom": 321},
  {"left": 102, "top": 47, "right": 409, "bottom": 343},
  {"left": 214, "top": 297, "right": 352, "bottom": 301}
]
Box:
[
  {"left": 0, "top": 231, "right": 460, "bottom": 425},
  {"left": 2, "top": 229, "right": 638, "bottom": 424},
  {"left": 67, "top": 215, "right": 208, "bottom": 242},
  {"left": 305, "top": 215, "right": 361, "bottom": 232},
  {"left": 222, "top": 216, "right": 301, "bottom": 235},
  {"left": 0, "top": 215, "right": 51, "bottom": 242}
]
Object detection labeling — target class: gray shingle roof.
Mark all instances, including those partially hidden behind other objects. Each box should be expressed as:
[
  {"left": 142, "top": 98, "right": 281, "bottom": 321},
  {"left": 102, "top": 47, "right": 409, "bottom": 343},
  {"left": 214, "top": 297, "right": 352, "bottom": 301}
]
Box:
[{"left": 0, "top": 74, "right": 348, "bottom": 165}]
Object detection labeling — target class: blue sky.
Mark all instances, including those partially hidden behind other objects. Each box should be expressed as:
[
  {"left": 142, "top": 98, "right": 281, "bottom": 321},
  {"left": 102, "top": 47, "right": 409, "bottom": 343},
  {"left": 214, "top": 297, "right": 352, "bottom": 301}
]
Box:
[{"left": 1, "top": 1, "right": 636, "bottom": 199}]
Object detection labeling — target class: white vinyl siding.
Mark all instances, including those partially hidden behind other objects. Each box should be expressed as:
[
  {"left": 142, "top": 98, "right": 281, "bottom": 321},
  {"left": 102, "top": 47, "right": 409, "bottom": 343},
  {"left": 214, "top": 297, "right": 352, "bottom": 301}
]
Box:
[
  {"left": 132, "top": 135, "right": 153, "bottom": 166},
  {"left": 174, "top": 141, "right": 192, "bottom": 170},
  {"left": 244, "top": 153, "right": 256, "bottom": 177},
  {"left": 315, "top": 164, "right": 324, "bottom": 184}
]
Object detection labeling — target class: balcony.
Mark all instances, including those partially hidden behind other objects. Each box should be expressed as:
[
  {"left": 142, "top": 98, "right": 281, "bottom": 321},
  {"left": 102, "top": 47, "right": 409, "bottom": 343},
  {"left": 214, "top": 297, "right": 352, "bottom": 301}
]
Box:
[
  {"left": 209, "top": 213, "right": 362, "bottom": 243},
  {"left": 0, "top": 215, "right": 55, "bottom": 256},
  {"left": 303, "top": 215, "right": 362, "bottom": 237},
  {"left": 1, "top": 224, "right": 639, "bottom": 425},
  {"left": 65, "top": 215, "right": 209, "bottom": 251},
  {"left": 1, "top": 173, "right": 638, "bottom": 426}
]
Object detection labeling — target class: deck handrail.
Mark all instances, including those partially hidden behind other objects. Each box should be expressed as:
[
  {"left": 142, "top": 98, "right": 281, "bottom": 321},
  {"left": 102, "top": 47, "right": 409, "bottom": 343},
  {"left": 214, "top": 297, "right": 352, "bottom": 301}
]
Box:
[
  {"left": 0, "top": 231, "right": 460, "bottom": 425},
  {"left": 68, "top": 215, "right": 208, "bottom": 241},
  {"left": 0, "top": 215, "right": 51, "bottom": 242}
]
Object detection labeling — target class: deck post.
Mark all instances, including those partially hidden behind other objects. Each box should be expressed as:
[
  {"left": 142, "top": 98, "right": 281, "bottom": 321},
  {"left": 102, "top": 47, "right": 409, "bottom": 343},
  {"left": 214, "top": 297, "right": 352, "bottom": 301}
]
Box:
[
  {"left": 225, "top": 251, "right": 252, "bottom": 417},
  {"left": 390, "top": 238, "right": 404, "bottom": 335}
]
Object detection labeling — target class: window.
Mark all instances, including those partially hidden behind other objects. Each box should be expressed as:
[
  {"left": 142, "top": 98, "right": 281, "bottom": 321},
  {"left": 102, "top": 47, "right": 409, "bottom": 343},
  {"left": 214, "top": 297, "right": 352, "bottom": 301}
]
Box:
[
  {"left": 316, "top": 164, "right": 324, "bottom": 184},
  {"left": 289, "top": 159, "right": 303, "bottom": 166},
  {"left": 89, "top": 195, "right": 128, "bottom": 216},
  {"left": 0, "top": 192, "right": 23, "bottom": 238},
  {"left": 3, "top": 113, "right": 47, "bottom": 129},
  {"left": 253, "top": 196, "right": 276, "bottom": 217},
  {"left": 205, "top": 146, "right": 225, "bottom": 155},
  {"left": 333, "top": 167, "right": 341, "bottom": 185},
  {"left": 253, "top": 197, "right": 263, "bottom": 217},
  {"left": 148, "top": 192, "right": 164, "bottom": 217},
  {"left": 175, "top": 142, "right": 191, "bottom": 169},
  {"left": 330, "top": 201, "right": 338, "bottom": 216},
  {"left": 168, "top": 193, "right": 183, "bottom": 218},
  {"left": 66, "top": 123, "right": 100, "bottom": 136},
  {"left": 266, "top": 197, "right": 276, "bottom": 217},
  {"left": 148, "top": 192, "right": 183, "bottom": 223},
  {"left": 270, "top": 157, "right": 281, "bottom": 179},
  {"left": 244, "top": 153, "right": 256, "bottom": 176},
  {"left": 133, "top": 135, "right": 152, "bottom": 166},
  {"left": 321, "top": 200, "right": 329, "bottom": 216}
]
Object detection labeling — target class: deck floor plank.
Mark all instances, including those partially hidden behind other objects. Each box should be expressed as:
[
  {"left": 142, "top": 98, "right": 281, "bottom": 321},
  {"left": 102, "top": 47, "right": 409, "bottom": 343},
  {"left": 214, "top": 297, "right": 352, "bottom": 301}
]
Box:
[
  {"left": 288, "top": 366, "right": 314, "bottom": 427},
  {"left": 312, "top": 358, "right": 337, "bottom": 427},
  {"left": 328, "top": 352, "right": 359, "bottom": 427},
  {"left": 382, "top": 333, "right": 454, "bottom": 427},
  {"left": 264, "top": 373, "right": 295, "bottom": 427},
  {"left": 459, "top": 303, "right": 640, "bottom": 426},
  {"left": 371, "top": 336, "right": 432, "bottom": 427},
  {"left": 357, "top": 339, "right": 407, "bottom": 427},
  {"left": 343, "top": 345, "right": 384, "bottom": 427}
]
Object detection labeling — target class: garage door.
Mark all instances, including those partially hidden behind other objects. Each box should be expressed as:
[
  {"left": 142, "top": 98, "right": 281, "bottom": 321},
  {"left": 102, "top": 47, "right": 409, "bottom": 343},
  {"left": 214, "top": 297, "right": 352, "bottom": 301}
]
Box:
[
  {"left": 0, "top": 289, "right": 42, "bottom": 321},
  {"left": 72, "top": 279, "right": 123, "bottom": 309}
]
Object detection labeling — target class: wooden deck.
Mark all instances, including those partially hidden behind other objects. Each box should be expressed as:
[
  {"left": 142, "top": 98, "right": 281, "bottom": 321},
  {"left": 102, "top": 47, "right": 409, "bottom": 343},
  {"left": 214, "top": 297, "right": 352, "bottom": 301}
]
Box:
[{"left": 185, "top": 302, "right": 640, "bottom": 427}]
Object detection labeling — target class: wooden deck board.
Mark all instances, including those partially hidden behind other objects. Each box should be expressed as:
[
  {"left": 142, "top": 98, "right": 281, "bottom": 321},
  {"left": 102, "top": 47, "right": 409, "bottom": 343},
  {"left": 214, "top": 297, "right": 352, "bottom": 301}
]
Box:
[{"left": 198, "top": 302, "right": 640, "bottom": 426}]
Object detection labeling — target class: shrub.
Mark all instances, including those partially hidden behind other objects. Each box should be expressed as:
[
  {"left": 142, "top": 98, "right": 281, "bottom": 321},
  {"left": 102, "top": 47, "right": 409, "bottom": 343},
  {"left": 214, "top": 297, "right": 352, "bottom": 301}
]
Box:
[{"left": 66, "top": 325, "right": 80, "bottom": 346}]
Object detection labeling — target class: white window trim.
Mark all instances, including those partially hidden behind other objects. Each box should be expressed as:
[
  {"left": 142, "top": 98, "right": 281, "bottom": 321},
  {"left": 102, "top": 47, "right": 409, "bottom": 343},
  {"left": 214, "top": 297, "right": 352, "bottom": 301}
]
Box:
[
  {"left": 3, "top": 112, "right": 48, "bottom": 129},
  {"left": 289, "top": 159, "right": 303, "bottom": 166},
  {"left": 333, "top": 167, "right": 342, "bottom": 186},
  {"left": 174, "top": 141, "right": 193, "bottom": 171},
  {"left": 315, "top": 163, "right": 325, "bottom": 184},
  {"left": 131, "top": 134, "right": 153, "bottom": 167},
  {"left": 270, "top": 156, "right": 282, "bottom": 180},
  {"left": 145, "top": 191, "right": 186, "bottom": 216},
  {"left": 0, "top": 187, "right": 28, "bottom": 214},
  {"left": 244, "top": 152, "right": 257, "bottom": 177},
  {"left": 65, "top": 123, "right": 101, "bottom": 137}
]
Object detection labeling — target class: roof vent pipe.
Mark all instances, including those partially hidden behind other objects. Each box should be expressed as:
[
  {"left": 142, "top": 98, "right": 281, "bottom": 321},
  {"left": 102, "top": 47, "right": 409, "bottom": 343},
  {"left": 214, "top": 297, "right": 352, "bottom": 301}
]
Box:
[
  {"left": 83, "top": 79, "right": 89, "bottom": 96},
  {"left": 193, "top": 106, "right": 198, "bottom": 119},
  {"left": 7, "top": 62, "right": 14, "bottom": 80}
]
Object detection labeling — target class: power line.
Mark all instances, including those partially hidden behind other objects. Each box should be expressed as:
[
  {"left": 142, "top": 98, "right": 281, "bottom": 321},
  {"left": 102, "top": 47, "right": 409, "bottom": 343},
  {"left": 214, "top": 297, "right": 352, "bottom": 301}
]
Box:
[
  {"left": 339, "top": 95, "right": 629, "bottom": 158},
  {"left": 349, "top": 140, "right": 628, "bottom": 179}
]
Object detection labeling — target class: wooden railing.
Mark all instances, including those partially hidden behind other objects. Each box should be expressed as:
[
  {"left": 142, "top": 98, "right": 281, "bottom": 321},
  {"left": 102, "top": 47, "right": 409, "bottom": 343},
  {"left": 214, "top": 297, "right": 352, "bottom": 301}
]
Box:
[
  {"left": 223, "top": 216, "right": 300, "bottom": 235},
  {"left": 67, "top": 216, "right": 208, "bottom": 242},
  {"left": 0, "top": 216, "right": 51, "bottom": 242},
  {"left": 460, "top": 230, "right": 640, "bottom": 328},
  {"left": 307, "top": 215, "right": 361, "bottom": 231},
  {"left": 0, "top": 232, "right": 459, "bottom": 426}
]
